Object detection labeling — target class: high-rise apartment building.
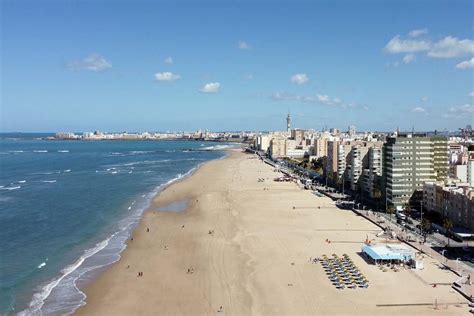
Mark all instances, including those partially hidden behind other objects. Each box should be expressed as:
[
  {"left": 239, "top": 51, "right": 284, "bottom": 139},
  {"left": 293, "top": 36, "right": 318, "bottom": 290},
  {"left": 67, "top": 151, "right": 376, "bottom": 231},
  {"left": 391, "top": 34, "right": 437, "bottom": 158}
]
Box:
[
  {"left": 384, "top": 134, "right": 448, "bottom": 208},
  {"left": 348, "top": 145, "right": 370, "bottom": 191},
  {"left": 363, "top": 146, "right": 383, "bottom": 198},
  {"left": 433, "top": 136, "right": 448, "bottom": 181}
]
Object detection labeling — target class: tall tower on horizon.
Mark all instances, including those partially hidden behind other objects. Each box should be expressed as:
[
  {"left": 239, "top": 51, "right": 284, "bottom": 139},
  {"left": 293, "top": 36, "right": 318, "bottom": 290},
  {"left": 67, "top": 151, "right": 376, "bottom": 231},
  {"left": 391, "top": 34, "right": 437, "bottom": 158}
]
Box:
[{"left": 286, "top": 113, "right": 291, "bottom": 133}]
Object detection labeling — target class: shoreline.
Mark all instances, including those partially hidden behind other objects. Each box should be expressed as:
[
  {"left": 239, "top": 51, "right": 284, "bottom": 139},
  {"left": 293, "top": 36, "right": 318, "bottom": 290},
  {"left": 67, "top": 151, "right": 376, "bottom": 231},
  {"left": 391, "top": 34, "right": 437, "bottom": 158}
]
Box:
[
  {"left": 69, "top": 152, "right": 228, "bottom": 314},
  {"left": 17, "top": 150, "right": 228, "bottom": 316},
  {"left": 76, "top": 150, "right": 468, "bottom": 315}
]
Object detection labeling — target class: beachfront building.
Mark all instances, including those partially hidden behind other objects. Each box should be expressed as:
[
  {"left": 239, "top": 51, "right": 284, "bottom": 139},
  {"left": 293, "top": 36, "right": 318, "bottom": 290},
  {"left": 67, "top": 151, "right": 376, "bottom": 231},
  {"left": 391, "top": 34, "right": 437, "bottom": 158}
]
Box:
[
  {"left": 348, "top": 145, "right": 370, "bottom": 192},
  {"left": 314, "top": 136, "right": 329, "bottom": 158},
  {"left": 255, "top": 134, "right": 272, "bottom": 153},
  {"left": 433, "top": 136, "right": 449, "bottom": 181},
  {"left": 384, "top": 134, "right": 448, "bottom": 208},
  {"left": 269, "top": 136, "right": 287, "bottom": 158},
  {"left": 423, "top": 181, "right": 439, "bottom": 213},
  {"left": 423, "top": 182, "right": 474, "bottom": 232},
  {"left": 363, "top": 146, "right": 384, "bottom": 199}
]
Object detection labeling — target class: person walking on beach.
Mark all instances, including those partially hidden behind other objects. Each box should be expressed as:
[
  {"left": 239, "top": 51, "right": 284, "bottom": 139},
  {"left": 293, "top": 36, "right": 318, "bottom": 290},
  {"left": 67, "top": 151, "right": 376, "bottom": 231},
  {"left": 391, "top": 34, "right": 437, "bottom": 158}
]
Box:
[{"left": 147, "top": 227, "right": 149, "bottom": 232}]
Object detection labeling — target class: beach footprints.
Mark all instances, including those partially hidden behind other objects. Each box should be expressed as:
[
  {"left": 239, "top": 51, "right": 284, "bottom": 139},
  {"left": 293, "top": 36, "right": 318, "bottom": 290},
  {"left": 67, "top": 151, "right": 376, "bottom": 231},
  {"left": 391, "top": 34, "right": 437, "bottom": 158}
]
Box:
[{"left": 319, "top": 254, "right": 369, "bottom": 290}]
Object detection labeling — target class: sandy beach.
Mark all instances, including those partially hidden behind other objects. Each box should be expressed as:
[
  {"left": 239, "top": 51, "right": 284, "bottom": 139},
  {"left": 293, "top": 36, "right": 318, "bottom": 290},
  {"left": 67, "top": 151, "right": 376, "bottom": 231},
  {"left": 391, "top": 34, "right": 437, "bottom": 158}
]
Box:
[{"left": 76, "top": 150, "right": 468, "bottom": 315}]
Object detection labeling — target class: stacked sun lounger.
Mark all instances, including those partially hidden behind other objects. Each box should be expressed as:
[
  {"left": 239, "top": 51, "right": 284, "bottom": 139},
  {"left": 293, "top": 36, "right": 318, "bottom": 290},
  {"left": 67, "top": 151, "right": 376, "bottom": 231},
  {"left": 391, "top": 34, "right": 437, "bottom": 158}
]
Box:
[{"left": 319, "top": 254, "right": 369, "bottom": 290}]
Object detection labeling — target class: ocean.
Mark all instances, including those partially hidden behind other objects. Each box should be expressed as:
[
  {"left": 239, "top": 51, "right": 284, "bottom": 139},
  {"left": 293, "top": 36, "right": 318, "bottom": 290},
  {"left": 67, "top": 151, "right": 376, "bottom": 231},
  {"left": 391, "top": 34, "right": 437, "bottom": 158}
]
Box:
[{"left": 0, "top": 138, "right": 230, "bottom": 315}]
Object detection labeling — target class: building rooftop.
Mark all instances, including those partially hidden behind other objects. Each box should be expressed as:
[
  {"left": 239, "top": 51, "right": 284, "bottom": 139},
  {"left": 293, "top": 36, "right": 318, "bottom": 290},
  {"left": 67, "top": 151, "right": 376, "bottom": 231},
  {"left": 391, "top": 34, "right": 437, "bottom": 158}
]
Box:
[{"left": 362, "top": 244, "right": 413, "bottom": 261}]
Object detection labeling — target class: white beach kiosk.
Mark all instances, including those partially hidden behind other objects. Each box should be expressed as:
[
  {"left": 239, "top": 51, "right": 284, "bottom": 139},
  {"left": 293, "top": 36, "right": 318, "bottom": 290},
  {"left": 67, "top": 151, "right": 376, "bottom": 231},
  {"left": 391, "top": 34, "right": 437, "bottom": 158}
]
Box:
[{"left": 362, "top": 244, "right": 413, "bottom": 265}]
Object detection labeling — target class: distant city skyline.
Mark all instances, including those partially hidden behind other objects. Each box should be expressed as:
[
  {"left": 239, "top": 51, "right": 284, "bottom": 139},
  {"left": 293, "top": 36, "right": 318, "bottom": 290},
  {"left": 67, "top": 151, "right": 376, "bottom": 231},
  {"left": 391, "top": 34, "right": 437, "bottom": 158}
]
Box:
[{"left": 1, "top": 0, "right": 473, "bottom": 132}]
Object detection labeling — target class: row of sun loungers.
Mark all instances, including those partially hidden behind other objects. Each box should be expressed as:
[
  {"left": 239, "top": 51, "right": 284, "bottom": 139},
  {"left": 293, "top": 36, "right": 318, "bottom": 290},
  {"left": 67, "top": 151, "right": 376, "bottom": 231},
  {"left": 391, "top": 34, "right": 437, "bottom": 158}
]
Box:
[{"left": 319, "top": 254, "right": 369, "bottom": 290}]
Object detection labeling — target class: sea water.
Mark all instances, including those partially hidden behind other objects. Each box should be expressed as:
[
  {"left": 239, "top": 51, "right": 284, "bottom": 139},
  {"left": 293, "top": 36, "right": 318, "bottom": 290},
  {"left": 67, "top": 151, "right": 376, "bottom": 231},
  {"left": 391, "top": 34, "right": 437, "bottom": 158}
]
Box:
[{"left": 0, "top": 138, "right": 231, "bottom": 315}]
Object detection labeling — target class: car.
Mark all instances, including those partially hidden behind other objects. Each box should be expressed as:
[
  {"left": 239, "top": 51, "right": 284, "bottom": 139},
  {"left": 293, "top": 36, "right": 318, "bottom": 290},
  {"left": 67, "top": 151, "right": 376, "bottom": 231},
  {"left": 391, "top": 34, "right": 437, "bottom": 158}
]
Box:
[
  {"left": 463, "top": 255, "right": 474, "bottom": 263},
  {"left": 406, "top": 218, "right": 413, "bottom": 224}
]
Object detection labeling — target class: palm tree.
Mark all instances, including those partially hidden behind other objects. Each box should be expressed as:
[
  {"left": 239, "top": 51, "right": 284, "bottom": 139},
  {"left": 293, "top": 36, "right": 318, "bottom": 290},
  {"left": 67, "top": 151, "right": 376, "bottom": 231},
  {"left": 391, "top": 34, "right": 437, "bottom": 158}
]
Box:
[
  {"left": 403, "top": 203, "right": 411, "bottom": 217},
  {"left": 387, "top": 205, "right": 396, "bottom": 227},
  {"left": 421, "top": 218, "right": 431, "bottom": 233},
  {"left": 443, "top": 218, "right": 453, "bottom": 247},
  {"left": 373, "top": 188, "right": 382, "bottom": 211}
]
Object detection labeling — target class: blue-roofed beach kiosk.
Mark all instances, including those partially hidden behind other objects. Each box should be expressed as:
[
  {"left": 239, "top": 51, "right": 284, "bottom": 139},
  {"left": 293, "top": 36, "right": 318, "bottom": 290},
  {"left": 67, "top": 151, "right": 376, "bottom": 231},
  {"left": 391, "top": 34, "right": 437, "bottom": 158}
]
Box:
[{"left": 362, "top": 244, "right": 413, "bottom": 264}]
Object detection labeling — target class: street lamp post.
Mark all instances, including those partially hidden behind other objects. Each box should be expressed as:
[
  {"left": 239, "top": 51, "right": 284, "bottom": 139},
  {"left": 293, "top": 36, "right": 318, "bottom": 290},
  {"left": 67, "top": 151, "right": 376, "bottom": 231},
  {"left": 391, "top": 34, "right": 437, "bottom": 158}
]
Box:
[
  {"left": 420, "top": 201, "right": 423, "bottom": 237},
  {"left": 342, "top": 173, "right": 345, "bottom": 198}
]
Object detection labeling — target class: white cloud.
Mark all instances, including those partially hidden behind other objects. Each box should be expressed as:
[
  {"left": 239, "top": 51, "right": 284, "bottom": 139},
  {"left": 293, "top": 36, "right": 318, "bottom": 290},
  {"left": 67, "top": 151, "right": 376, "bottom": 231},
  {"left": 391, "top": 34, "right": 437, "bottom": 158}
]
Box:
[
  {"left": 154, "top": 72, "right": 181, "bottom": 81},
  {"left": 271, "top": 92, "right": 293, "bottom": 101},
  {"left": 317, "top": 94, "right": 330, "bottom": 104},
  {"left": 421, "top": 96, "right": 429, "bottom": 102},
  {"left": 455, "top": 57, "right": 474, "bottom": 70},
  {"left": 384, "top": 35, "right": 431, "bottom": 53},
  {"left": 245, "top": 74, "right": 253, "bottom": 80},
  {"left": 68, "top": 54, "right": 112, "bottom": 72},
  {"left": 408, "top": 28, "right": 428, "bottom": 38},
  {"left": 411, "top": 107, "right": 426, "bottom": 113},
  {"left": 290, "top": 73, "right": 309, "bottom": 85},
  {"left": 469, "top": 92, "right": 474, "bottom": 97},
  {"left": 271, "top": 92, "right": 345, "bottom": 107},
  {"left": 428, "top": 36, "right": 474, "bottom": 58},
  {"left": 238, "top": 41, "right": 251, "bottom": 50},
  {"left": 403, "top": 53, "right": 416, "bottom": 64},
  {"left": 164, "top": 57, "right": 173, "bottom": 64},
  {"left": 449, "top": 104, "right": 474, "bottom": 114},
  {"left": 200, "top": 82, "right": 220, "bottom": 93}
]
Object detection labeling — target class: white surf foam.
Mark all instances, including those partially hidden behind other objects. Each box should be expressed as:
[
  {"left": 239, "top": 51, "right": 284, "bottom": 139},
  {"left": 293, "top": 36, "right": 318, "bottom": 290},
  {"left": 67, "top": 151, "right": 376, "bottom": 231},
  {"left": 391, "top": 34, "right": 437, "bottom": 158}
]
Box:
[
  {"left": 33, "top": 150, "right": 48, "bottom": 153},
  {"left": 1, "top": 186, "right": 21, "bottom": 191},
  {"left": 17, "top": 180, "right": 27, "bottom": 183},
  {"left": 201, "top": 144, "right": 233, "bottom": 150},
  {"left": 38, "top": 262, "right": 46, "bottom": 269},
  {"left": 18, "top": 238, "right": 112, "bottom": 316},
  {"left": 41, "top": 180, "right": 57, "bottom": 183},
  {"left": 58, "top": 150, "right": 69, "bottom": 153}
]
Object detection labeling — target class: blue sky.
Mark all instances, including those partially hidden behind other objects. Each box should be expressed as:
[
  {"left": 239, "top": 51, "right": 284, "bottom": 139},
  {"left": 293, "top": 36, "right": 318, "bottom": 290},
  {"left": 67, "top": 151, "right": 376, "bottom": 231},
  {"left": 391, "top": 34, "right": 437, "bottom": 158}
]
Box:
[{"left": 1, "top": 0, "right": 473, "bottom": 132}]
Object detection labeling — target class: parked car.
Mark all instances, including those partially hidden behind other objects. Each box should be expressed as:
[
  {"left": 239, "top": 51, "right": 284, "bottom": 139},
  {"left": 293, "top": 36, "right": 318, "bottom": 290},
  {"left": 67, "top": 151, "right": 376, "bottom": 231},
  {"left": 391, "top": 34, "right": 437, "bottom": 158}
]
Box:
[{"left": 397, "top": 218, "right": 406, "bottom": 226}]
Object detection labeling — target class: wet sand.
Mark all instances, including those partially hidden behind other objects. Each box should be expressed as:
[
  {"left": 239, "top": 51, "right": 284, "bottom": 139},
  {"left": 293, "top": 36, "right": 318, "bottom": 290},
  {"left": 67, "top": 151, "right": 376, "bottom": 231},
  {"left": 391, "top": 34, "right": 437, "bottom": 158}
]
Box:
[{"left": 76, "top": 150, "right": 468, "bottom": 315}]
